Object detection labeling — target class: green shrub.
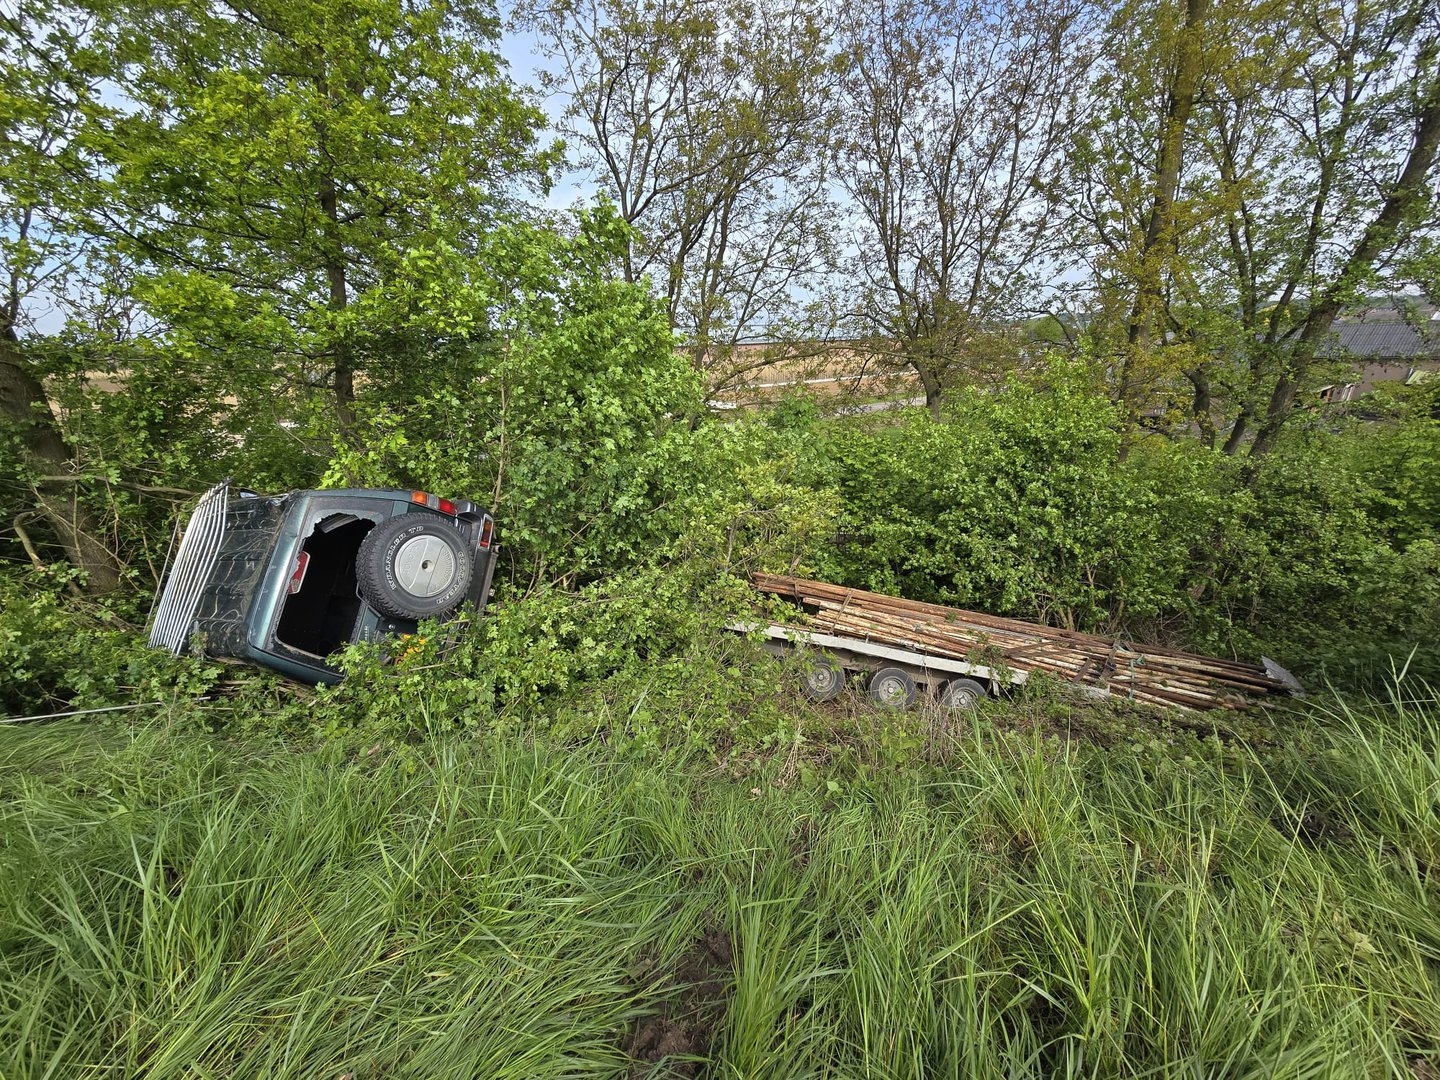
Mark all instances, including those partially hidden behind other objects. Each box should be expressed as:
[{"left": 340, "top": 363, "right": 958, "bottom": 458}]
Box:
[
  {"left": 303, "top": 564, "right": 799, "bottom": 753},
  {"left": 0, "top": 581, "right": 223, "bottom": 717},
  {"left": 793, "top": 358, "right": 1439, "bottom": 681}
]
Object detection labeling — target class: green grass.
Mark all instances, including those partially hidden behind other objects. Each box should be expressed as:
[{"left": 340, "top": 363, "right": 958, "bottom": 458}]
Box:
[{"left": 1, "top": 686, "right": 1437, "bottom": 1078}]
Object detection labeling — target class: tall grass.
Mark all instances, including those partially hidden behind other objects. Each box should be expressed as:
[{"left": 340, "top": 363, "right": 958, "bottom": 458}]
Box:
[{"left": 1, "top": 684, "right": 1437, "bottom": 1078}]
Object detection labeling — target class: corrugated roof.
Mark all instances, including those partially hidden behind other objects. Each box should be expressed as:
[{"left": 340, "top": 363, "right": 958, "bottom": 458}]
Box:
[{"left": 1321, "top": 320, "right": 1440, "bottom": 359}]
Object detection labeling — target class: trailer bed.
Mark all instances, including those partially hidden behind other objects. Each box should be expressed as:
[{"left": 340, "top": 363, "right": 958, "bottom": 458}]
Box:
[{"left": 747, "top": 574, "right": 1301, "bottom": 711}]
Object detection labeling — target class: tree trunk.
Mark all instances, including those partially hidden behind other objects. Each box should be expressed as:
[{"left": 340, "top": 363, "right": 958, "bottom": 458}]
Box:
[
  {"left": 916, "top": 362, "right": 944, "bottom": 420},
  {"left": 0, "top": 330, "right": 122, "bottom": 591},
  {"left": 1186, "top": 367, "right": 1215, "bottom": 448},
  {"left": 1221, "top": 406, "right": 1250, "bottom": 455},
  {"left": 318, "top": 170, "right": 355, "bottom": 432},
  {"left": 1124, "top": 0, "right": 1208, "bottom": 354},
  {"left": 1117, "top": 0, "right": 1207, "bottom": 443}
]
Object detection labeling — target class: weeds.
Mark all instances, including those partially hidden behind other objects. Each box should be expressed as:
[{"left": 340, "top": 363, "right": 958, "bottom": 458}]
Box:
[{"left": 0, "top": 683, "right": 1437, "bottom": 1077}]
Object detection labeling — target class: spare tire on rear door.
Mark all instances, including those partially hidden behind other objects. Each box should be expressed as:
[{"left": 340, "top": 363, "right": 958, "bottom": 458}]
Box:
[{"left": 356, "top": 516, "right": 473, "bottom": 619}]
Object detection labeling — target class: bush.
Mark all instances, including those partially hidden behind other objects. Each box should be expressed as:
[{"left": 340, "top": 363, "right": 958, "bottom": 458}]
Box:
[
  {"left": 324, "top": 209, "right": 708, "bottom": 584},
  {"left": 791, "top": 358, "right": 1439, "bottom": 680},
  {"left": 303, "top": 564, "right": 800, "bottom": 753},
  {"left": 798, "top": 361, "right": 1224, "bottom": 630},
  {"left": 0, "top": 581, "right": 223, "bottom": 717}
]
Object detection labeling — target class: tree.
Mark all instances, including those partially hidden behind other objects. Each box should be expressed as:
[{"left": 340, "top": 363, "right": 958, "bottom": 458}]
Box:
[
  {"left": 1117, "top": 0, "right": 1207, "bottom": 442},
  {"left": 523, "top": 0, "right": 840, "bottom": 391},
  {"left": 1059, "top": 0, "right": 1234, "bottom": 442},
  {"left": 1244, "top": 5, "right": 1440, "bottom": 458},
  {"left": 833, "top": 0, "right": 1094, "bottom": 417},
  {"left": 89, "top": 0, "right": 554, "bottom": 437},
  {"left": 1067, "top": 0, "right": 1440, "bottom": 457},
  {"left": 1, "top": 0, "right": 123, "bottom": 590}
]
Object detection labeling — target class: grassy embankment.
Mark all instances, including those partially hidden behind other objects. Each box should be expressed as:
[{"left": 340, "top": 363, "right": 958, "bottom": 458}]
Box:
[{"left": 1, "top": 684, "right": 1437, "bottom": 1078}]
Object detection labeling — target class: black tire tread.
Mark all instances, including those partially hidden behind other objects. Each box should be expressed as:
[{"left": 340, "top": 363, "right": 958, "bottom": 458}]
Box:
[{"left": 356, "top": 516, "right": 473, "bottom": 620}]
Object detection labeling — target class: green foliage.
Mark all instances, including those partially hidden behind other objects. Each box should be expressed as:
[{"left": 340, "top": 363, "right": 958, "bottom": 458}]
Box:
[
  {"left": 324, "top": 209, "right": 837, "bottom": 585},
  {"left": 1069, "top": 0, "right": 1440, "bottom": 447},
  {"left": 804, "top": 361, "right": 1207, "bottom": 627},
  {"left": 87, "top": 0, "right": 555, "bottom": 423},
  {"left": 797, "top": 358, "right": 1439, "bottom": 679},
  {"left": 0, "top": 1, "right": 112, "bottom": 317},
  {"left": 1225, "top": 441, "right": 1440, "bottom": 680},
  {"left": 2, "top": 0, "right": 556, "bottom": 582},
  {"left": 2, "top": 14, "right": 1436, "bottom": 1074},
  {"left": 326, "top": 209, "right": 702, "bottom": 579},
  {"left": 312, "top": 614, "right": 797, "bottom": 756},
  {"left": 0, "top": 583, "right": 223, "bottom": 716},
  {"left": 1341, "top": 381, "right": 1440, "bottom": 547},
  {"left": 302, "top": 445, "right": 833, "bottom": 746}
]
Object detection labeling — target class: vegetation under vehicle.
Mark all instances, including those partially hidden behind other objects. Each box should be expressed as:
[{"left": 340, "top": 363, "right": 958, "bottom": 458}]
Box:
[{"left": 148, "top": 481, "right": 496, "bottom": 684}]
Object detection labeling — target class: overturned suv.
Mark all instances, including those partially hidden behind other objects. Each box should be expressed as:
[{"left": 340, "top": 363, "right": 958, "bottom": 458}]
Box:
[{"left": 148, "top": 481, "right": 496, "bottom": 684}]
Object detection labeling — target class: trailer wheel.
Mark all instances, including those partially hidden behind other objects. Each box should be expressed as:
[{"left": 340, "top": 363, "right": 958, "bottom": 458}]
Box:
[
  {"left": 801, "top": 658, "right": 846, "bottom": 701},
  {"left": 938, "top": 677, "right": 988, "bottom": 710},
  {"left": 868, "top": 666, "right": 917, "bottom": 709}
]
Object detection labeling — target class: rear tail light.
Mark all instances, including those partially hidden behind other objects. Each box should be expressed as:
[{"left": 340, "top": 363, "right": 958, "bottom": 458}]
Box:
[
  {"left": 287, "top": 550, "right": 310, "bottom": 594},
  {"left": 478, "top": 517, "right": 493, "bottom": 549},
  {"left": 411, "top": 490, "right": 459, "bottom": 515}
]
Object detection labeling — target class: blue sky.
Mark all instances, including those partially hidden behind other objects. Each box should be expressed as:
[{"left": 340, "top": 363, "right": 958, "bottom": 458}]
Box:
[{"left": 495, "top": 11, "right": 598, "bottom": 210}]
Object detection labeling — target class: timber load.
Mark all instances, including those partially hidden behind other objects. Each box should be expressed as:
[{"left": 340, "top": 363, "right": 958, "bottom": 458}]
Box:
[{"left": 750, "top": 573, "right": 1301, "bottom": 711}]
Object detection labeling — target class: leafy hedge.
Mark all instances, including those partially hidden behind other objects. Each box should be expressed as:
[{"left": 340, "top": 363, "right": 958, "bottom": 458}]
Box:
[{"left": 791, "top": 361, "right": 1440, "bottom": 682}]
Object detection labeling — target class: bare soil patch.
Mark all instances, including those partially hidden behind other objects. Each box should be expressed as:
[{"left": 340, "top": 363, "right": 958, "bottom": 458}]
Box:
[{"left": 626, "top": 926, "right": 734, "bottom": 1078}]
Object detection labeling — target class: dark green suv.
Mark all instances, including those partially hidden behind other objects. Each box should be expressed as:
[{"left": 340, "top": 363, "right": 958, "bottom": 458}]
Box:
[{"left": 148, "top": 481, "right": 497, "bottom": 684}]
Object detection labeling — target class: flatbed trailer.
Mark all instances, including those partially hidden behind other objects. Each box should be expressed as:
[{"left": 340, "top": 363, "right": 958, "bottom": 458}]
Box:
[{"left": 739, "top": 574, "right": 1302, "bottom": 712}]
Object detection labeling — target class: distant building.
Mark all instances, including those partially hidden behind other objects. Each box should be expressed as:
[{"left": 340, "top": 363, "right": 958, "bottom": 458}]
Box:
[{"left": 1317, "top": 299, "right": 1440, "bottom": 403}]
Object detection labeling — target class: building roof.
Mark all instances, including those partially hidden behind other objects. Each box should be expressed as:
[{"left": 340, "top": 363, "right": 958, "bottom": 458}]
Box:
[{"left": 1323, "top": 318, "right": 1440, "bottom": 360}]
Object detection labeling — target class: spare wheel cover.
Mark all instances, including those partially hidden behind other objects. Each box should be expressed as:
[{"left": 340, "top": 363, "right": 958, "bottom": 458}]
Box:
[{"left": 392, "top": 533, "right": 459, "bottom": 595}]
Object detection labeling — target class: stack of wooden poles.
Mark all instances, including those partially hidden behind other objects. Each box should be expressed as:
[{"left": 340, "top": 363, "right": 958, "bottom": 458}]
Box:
[{"left": 751, "top": 573, "right": 1288, "bottom": 711}]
